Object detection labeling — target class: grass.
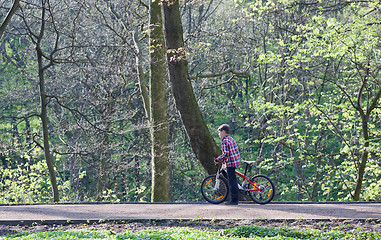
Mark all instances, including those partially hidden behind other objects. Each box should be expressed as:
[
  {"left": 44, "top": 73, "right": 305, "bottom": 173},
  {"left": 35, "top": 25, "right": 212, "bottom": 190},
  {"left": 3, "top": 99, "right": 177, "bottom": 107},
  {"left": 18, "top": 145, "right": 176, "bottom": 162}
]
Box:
[{"left": 1, "top": 225, "right": 380, "bottom": 240}]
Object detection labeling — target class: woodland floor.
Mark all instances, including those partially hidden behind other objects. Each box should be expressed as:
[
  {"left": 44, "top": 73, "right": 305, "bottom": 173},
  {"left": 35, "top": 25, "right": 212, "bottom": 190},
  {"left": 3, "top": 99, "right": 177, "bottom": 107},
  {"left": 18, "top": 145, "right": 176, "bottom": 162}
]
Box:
[{"left": 1, "top": 219, "right": 381, "bottom": 236}]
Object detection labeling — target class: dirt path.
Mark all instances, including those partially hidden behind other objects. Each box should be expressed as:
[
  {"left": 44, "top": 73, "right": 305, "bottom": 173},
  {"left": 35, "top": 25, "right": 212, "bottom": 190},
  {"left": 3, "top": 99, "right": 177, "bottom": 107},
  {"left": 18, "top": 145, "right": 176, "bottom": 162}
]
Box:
[{"left": 0, "top": 202, "right": 380, "bottom": 224}]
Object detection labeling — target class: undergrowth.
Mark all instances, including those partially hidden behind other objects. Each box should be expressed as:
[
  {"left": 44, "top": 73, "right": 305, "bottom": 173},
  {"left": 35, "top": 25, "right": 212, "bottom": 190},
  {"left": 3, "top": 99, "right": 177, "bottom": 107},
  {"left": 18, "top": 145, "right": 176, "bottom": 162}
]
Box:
[{"left": 1, "top": 225, "right": 380, "bottom": 240}]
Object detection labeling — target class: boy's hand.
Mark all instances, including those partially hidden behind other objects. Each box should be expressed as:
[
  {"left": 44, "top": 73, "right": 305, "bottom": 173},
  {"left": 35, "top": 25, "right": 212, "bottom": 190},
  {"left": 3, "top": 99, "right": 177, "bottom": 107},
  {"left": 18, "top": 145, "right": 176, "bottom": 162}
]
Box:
[{"left": 214, "top": 158, "right": 219, "bottom": 165}]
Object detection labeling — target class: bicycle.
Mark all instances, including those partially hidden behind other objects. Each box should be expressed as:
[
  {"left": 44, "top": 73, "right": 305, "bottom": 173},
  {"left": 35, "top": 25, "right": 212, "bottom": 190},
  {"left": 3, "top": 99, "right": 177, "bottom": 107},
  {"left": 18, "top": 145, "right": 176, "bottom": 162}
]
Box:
[{"left": 201, "top": 160, "right": 275, "bottom": 204}]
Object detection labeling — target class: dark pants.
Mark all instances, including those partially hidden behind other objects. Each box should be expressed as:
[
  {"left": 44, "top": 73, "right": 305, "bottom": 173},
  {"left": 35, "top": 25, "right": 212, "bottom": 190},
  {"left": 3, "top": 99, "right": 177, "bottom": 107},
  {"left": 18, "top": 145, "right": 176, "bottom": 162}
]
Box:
[{"left": 227, "top": 167, "right": 239, "bottom": 203}]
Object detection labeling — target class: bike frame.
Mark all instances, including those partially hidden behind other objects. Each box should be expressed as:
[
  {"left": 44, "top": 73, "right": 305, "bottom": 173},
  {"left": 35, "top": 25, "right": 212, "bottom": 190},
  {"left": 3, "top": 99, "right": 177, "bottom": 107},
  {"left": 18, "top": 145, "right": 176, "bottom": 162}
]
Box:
[
  {"left": 235, "top": 170, "right": 260, "bottom": 192},
  {"left": 217, "top": 162, "right": 262, "bottom": 192}
]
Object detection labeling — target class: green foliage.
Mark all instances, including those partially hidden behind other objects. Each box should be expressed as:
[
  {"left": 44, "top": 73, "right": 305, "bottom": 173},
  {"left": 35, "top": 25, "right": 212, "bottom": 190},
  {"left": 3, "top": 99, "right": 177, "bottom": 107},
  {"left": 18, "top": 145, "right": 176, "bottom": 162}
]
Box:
[
  {"left": 0, "top": 161, "right": 52, "bottom": 203},
  {"left": 224, "top": 225, "right": 315, "bottom": 238},
  {"left": 222, "top": 0, "right": 381, "bottom": 202},
  {"left": 223, "top": 225, "right": 381, "bottom": 239},
  {"left": 2, "top": 226, "right": 380, "bottom": 240},
  {"left": 1, "top": 0, "right": 380, "bottom": 203}
]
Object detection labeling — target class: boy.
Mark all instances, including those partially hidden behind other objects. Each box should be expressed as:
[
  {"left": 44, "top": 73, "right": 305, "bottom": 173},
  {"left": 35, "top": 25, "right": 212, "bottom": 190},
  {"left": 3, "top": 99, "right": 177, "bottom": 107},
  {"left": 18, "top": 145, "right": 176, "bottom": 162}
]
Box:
[{"left": 214, "top": 124, "right": 240, "bottom": 205}]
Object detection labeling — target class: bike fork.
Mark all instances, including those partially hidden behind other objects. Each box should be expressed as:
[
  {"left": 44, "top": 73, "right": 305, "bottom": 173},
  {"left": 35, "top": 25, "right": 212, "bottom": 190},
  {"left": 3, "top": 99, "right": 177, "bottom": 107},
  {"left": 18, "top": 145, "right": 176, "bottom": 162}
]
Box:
[{"left": 213, "top": 171, "right": 222, "bottom": 191}]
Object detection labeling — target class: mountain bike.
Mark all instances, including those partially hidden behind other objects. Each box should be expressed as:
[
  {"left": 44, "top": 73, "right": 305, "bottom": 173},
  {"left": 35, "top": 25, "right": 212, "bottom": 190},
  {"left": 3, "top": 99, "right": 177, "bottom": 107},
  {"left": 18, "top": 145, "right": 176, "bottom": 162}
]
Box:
[{"left": 201, "top": 160, "right": 275, "bottom": 204}]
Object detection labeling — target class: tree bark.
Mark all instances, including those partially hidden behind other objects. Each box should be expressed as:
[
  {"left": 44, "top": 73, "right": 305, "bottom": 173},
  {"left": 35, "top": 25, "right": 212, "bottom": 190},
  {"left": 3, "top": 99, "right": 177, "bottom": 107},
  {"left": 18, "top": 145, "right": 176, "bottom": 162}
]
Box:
[
  {"left": 353, "top": 119, "right": 369, "bottom": 201},
  {"left": 150, "top": 0, "right": 169, "bottom": 202},
  {"left": 0, "top": 0, "right": 20, "bottom": 39},
  {"left": 36, "top": 45, "right": 60, "bottom": 202},
  {"left": 133, "top": 28, "right": 150, "bottom": 119},
  {"left": 352, "top": 72, "right": 381, "bottom": 201},
  {"left": 35, "top": 0, "right": 59, "bottom": 202},
  {"left": 161, "top": 0, "right": 219, "bottom": 175}
]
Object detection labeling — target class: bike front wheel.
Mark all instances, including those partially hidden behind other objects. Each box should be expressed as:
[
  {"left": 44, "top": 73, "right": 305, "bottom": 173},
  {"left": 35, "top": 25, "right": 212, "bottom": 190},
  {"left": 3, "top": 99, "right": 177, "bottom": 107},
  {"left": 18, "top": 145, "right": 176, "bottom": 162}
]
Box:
[
  {"left": 201, "top": 174, "right": 229, "bottom": 204},
  {"left": 247, "top": 174, "right": 275, "bottom": 205}
]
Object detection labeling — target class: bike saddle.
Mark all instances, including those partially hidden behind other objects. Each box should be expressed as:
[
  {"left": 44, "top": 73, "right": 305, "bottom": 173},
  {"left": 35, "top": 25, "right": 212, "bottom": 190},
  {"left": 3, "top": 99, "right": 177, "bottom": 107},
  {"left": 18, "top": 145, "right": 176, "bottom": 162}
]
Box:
[{"left": 242, "top": 160, "right": 256, "bottom": 165}]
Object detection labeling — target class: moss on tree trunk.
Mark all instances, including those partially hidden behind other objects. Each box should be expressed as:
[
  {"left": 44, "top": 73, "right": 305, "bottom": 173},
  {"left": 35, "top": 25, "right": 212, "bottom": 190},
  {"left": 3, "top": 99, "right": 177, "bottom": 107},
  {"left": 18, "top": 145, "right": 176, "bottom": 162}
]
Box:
[{"left": 161, "top": 0, "right": 219, "bottom": 175}]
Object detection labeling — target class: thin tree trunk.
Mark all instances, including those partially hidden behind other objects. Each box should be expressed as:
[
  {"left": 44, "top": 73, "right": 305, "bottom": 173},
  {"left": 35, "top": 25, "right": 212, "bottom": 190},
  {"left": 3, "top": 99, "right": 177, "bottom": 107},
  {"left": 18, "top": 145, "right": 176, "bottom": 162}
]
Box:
[
  {"left": 96, "top": 152, "right": 105, "bottom": 201},
  {"left": 35, "top": 0, "right": 59, "bottom": 202},
  {"left": 133, "top": 28, "right": 150, "bottom": 119},
  {"left": 150, "top": 0, "right": 169, "bottom": 202},
  {"left": 36, "top": 44, "right": 59, "bottom": 202},
  {"left": 352, "top": 72, "right": 381, "bottom": 201},
  {"left": 0, "top": 0, "right": 20, "bottom": 39},
  {"left": 161, "top": 0, "right": 219, "bottom": 175},
  {"left": 353, "top": 118, "right": 369, "bottom": 201}
]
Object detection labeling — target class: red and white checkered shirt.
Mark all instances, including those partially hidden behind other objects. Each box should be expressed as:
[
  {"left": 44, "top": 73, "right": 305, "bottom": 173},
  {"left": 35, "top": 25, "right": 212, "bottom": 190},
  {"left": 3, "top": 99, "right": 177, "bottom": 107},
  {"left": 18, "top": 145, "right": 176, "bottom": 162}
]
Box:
[{"left": 215, "top": 135, "right": 240, "bottom": 168}]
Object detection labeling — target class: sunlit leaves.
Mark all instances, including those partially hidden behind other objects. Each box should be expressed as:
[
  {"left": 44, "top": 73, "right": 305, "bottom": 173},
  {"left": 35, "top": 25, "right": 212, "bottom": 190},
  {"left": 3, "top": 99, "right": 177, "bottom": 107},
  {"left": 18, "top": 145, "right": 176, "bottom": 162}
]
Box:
[
  {"left": 3, "top": 224, "right": 381, "bottom": 240},
  {"left": 238, "top": 0, "right": 381, "bottom": 201},
  {"left": 0, "top": 161, "right": 51, "bottom": 204}
]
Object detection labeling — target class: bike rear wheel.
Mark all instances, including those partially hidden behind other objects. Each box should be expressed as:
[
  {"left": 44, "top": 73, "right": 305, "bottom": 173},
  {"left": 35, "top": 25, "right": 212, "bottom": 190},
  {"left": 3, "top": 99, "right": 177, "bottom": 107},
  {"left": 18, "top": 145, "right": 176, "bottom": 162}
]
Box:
[
  {"left": 201, "top": 174, "right": 229, "bottom": 204},
  {"left": 247, "top": 174, "right": 275, "bottom": 204}
]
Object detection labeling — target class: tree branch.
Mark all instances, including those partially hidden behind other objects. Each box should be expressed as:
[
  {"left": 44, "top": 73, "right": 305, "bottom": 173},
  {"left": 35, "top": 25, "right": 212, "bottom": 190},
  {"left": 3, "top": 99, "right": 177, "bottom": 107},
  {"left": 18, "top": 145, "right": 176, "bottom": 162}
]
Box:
[
  {"left": 0, "top": 0, "right": 20, "bottom": 39},
  {"left": 47, "top": 95, "right": 113, "bottom": 134},
  {"left": 189, "top": 68, "right": 251, "bottom": 80}
]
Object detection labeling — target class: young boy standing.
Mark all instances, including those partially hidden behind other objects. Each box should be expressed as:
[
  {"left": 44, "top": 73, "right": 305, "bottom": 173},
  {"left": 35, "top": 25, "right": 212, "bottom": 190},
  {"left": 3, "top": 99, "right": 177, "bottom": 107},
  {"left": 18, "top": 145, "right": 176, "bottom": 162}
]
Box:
[{"left": 214, "top": 124, "right": 240, "bottom": 205}]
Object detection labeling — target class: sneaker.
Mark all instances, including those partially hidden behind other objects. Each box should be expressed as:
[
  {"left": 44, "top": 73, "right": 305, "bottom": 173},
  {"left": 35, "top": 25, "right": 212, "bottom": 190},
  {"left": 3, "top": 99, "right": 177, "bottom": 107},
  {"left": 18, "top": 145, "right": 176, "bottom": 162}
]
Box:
[{"left": 224, "top": 201, "right": 238, "bottom": 205}]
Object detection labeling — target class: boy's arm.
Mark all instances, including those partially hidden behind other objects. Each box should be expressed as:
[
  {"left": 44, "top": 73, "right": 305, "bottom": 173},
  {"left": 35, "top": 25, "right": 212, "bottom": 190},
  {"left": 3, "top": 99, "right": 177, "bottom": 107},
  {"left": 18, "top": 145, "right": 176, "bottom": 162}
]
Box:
[{"left": 214, "top": 140, "right": 229, "bottom": 164}]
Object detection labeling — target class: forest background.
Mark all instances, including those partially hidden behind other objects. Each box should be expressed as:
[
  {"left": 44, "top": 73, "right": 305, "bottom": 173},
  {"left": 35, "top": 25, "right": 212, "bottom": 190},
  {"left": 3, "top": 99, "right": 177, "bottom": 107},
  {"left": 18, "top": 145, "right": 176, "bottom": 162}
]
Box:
[{"left": 0, "top": 0, "right": 380, "bottom": 204}]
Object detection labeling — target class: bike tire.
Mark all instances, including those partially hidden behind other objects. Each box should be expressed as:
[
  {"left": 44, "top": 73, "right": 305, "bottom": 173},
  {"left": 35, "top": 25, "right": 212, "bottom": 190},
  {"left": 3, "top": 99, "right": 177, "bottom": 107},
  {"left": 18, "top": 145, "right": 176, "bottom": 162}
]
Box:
[
  {"left": 201, "top": 174, "right": 229, "bottom": 204},
  {"left": 247, "top": 174, "right": 275, "bottom": 205}
]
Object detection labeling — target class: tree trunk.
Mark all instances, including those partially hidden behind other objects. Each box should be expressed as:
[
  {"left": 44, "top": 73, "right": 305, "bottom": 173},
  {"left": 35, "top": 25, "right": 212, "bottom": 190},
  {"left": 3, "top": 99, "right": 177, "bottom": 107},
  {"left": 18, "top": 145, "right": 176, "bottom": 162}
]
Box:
[
  {"left": 161, "top": 0, "right": 219, "bottom": 175},
  {"left": 36, "top": 45, "right": 60, "bottom": 202},
  {"left": 34, "top": 0, "right": 59, "bottom": 202},
  {"left": 150, "top": 0, "right": 169, "bottom": 202},
  {"left": 352, "top": 73, "right": 381, "bottom": 201},
  {"left": 133, "top": 28, "right": 150, "bottom": 119},
  {"left": 0, "top": 0, "right": 20, "bottom": 39},
  {"left": 353, "top": 118, "right": 370, "bottom": 201}
]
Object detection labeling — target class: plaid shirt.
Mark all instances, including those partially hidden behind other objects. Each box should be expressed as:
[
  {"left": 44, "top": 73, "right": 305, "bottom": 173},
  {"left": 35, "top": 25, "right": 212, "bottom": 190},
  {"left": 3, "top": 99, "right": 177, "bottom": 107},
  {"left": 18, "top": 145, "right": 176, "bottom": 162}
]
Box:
[{"left": 215, "top": 135, "right": 240, "bottom": 168}]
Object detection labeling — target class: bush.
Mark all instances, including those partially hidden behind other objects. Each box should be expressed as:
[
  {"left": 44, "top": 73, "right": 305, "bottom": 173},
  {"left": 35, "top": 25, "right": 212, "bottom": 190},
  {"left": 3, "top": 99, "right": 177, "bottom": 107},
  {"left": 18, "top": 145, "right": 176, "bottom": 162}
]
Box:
[{"left": 0, "top": 161, "right": 52, "bottom": 203}]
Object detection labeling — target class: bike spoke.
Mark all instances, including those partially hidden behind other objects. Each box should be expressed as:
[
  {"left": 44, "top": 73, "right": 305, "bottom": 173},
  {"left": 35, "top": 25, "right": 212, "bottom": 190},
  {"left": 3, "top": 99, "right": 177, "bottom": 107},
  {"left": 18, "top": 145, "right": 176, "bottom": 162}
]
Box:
[
  {"left": 201, "top": 174, "right": 229, "bottom": 204},
  {"left": 247, "top": 175, "right": 275, "bottom": 204}
]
